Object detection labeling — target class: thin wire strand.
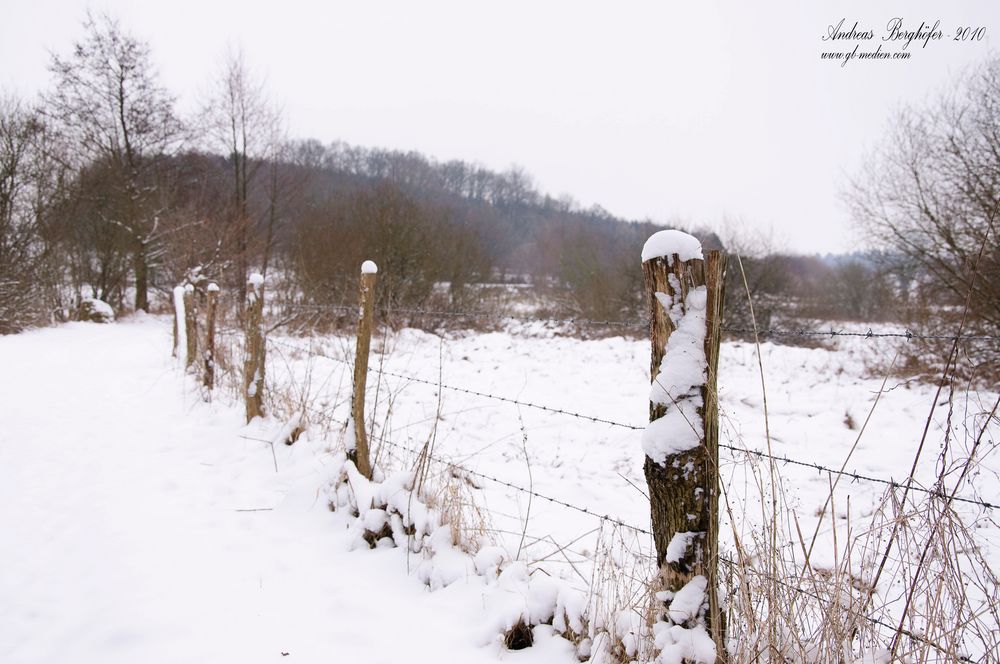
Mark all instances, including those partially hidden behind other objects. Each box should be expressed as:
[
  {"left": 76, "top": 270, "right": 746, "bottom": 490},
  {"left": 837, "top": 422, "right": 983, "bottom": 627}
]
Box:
[
  {"left": 313, "top": 406, "right": 966, "bottom": 660},
  {"left": 303, "top": 399, "right": 977, "bottom": 660},
  {"left": 275, "top": 303, "right": 1000, "bottom": 342},
  {"left": 268, "top": 337, "right": 998, "bottom": 511},
  {"left": 301, "top": 402, "right": 653, "bottom": 536}
]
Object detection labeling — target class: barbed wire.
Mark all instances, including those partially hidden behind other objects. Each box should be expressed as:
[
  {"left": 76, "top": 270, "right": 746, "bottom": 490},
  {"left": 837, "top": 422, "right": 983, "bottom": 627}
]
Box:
[
  {"left": 263, "top": 307, "right": 992, "bottom": 660},
  {"left": 723, "top": 446, "right": 998, "bottom": 510},
  {"left": 274, "top": 302, "right": 1000, "bottom": 342},
  {"left": 369, "top": 432, "right": 654, "bottom": 536},
  {"left": 305, "top": 405, "right": 975, "bottom": 659},
  {"left": 266, "top": 337, "right": 637, "bottom": 429},
  {"left": 267, "top": 336, "right": 998, "bottom": 511},
  {"left": 723, "top": 327, "right": 1000, "bottom": 342},
  {"left": 295, "top": 400, "right": 652, "bottom": 536},
  {"left": 279, "top": 302, "right": 646, "bottom": 329}
]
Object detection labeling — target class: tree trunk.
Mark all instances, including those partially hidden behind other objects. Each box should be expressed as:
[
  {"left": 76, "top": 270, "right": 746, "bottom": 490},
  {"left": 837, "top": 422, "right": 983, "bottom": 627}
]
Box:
[{"left": 133, "top": 249, "right": 149, "bottom": 312}]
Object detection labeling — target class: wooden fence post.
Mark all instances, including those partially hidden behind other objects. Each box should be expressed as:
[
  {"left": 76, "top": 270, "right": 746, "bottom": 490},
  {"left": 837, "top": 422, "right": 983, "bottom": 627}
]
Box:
[
  {"left": 349, "top": 260, "right": 377, "bottom": 479},
  {"left": 183, "top": 284, "right": 198, "bottom": 369},
  {"left": 243, "top": 273, "right": 265, "bottom": 422},
  {"left": 641, "top": 231, "right": 726, "bottom": 658},
  {"left": 203, "top": 282, "right": 219, "bottom": 391}
]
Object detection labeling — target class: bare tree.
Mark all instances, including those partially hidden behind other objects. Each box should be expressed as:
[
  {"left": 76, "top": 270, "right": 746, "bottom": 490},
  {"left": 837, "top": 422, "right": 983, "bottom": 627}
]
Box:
[
  {"left": 42, "top": 13, "right": 183, "bottom": 312},
  {"left": 200, "top": 47, "right": 281, "bottom": 310},
  {"left": 0, "top": 94, "right": 50, "bottom": 331},
  {"left": 849, "top": 55, "right": 1000, "bottom": 377}
]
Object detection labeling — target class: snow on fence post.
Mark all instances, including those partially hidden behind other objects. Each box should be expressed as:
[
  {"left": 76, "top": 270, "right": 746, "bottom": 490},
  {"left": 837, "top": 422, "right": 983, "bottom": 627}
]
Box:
[
  {"left": 203, "top": 283, "right": 219, "bottom": 392},
  {"left": 243, "top": 273, "right": 266, "bottom": 422},
  {"left": 172, "top": 285, "right": 186, "bottom": 360},
  {"left": 183, "top": 284, "right": 198, "bottom": 369},
  {"left": 641, "top": 230, "right": 727, "bottom": 659},
  {"left": 348, "top": 260, "right": 378, "bottom": 479}
]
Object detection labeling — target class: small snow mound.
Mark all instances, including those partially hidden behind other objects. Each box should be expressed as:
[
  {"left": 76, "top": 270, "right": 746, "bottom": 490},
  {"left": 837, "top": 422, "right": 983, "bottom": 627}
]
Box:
[
  {"left": 183, "top": 283, "right": 194, "bottom": 294},
  {"left": 665, "top": 531, "right": 698, "bottom": 564},
  {"left": 641, "top": 230, "right": 703, "bottom": 263},
  {"left": 667, "top": 575, "right": 707, "bottom": 624},
  {"left": 77, "top": 298, "right": 114, "bottom": 323},
  {"left": 248, "top": 273, "right": 264, "bottom": 288},
  {"left": 361, "top": 260, "right": 378, "bottom": 274},
  {"left": 206, "top": 282, "right": 220, "bottom": 293}
]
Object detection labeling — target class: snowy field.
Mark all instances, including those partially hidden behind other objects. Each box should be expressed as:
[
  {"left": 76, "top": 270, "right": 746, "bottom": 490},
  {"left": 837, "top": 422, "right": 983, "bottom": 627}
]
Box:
[{"left": 1, "top": 316, "right": 997, "bottom": 662}]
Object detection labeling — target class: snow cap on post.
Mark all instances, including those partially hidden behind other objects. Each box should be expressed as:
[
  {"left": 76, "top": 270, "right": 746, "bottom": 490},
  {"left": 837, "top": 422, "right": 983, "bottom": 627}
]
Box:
[
  {"left": 248, "top": 272, "right": 264, "bottom": 289},
  {"left": 184, "top": 283, "right": 195, "bottom": 294},
  {"left": 641, "top": 229, "right": 703, "bottom": 264},
  {"left": 206, "top": 282, "right": 220, "bottom": 293},
  {"left": 361, "top": 260, "right": 378, "bottom": 274}
]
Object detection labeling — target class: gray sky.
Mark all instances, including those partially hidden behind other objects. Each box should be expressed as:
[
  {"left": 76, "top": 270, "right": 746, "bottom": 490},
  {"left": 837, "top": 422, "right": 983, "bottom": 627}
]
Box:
[{"left": 3, "top": 0, "right": 999, "bottom": 253}]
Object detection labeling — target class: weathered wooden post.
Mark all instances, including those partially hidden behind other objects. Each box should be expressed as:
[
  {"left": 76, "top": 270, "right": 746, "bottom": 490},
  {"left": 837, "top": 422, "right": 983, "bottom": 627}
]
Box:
[
  {"left": 243, "top": 273, "right": 265, "bottom": 422},
  {"left": 183, "top": 283, "right": 198, "bottom": 369},
  {"left": 641, "top": 230, "right": 726, "bottom": 659},
  {"left": 349, "top": 260, "right": 377, "bottom": 479},
  {"left": 203, "top": 282, "right": 219, "bottom": 391}
]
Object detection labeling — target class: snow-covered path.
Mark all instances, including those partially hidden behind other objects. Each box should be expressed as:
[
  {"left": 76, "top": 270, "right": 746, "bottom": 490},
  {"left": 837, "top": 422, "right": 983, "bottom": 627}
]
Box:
[{"left": 0, "top": 318, "right": 568, "bottom": 664}]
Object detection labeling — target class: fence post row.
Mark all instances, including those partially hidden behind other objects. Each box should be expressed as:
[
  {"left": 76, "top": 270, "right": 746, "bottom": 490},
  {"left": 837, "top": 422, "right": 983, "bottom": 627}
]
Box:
[
  {"left": 203, "top": 282, "right": 219, "bottom": 391},
  {"left": 349, "top": 260, "right": 378, "bottom": 479},
  {"left": 243, "top": 273, "right": 265, "bottom": 423},
  {"left": 641, "top": 233, "right": 726, "bottom": 657}
]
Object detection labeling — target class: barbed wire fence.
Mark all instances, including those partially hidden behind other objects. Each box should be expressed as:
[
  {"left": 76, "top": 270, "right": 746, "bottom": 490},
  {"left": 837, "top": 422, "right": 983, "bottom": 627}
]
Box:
[
  {"left": 265, "top": 336, "right": 999, "bottom": 512},
  {"left": 178, "top": 277, "right": 999, "bottom": 663},
  {"left": 274, "top": 300, "right": 1000, "bottom": 343},
  {"left": 290, "top": 399, "right": 984, "bottom": 662}
]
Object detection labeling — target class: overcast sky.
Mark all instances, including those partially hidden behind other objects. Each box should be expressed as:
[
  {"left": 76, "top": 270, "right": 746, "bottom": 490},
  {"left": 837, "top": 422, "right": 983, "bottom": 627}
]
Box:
[{"left": 3, "top": 1, "right": 999, "bottom": 253}]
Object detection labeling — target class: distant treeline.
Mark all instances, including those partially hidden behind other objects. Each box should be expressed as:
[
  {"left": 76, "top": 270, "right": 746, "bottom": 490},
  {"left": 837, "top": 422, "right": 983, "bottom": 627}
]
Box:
[{"left": 0, "top": 14, "right": 922, "bottom": 336}]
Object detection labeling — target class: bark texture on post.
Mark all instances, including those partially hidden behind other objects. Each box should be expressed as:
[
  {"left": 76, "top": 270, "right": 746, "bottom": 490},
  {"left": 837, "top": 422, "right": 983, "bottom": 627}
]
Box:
[
  {"left": 349, "top": 261, "right": 377, "bottom": 479},
  {"left": 243, "top": 274, "right": 265, "bottom": 422},
  {"left": 642, "top": 247, "right": 726, "bottom": 658},
  {"left": 183, "top": 285, "right": 198, "bottom": 369},
  {"left": 203, "top": 283, "right": 219, "bottom": 392}
]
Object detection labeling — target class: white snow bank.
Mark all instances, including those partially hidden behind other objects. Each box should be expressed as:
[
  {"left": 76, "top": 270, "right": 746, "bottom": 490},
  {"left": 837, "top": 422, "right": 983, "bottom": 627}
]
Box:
[
  {"left": 480, "top": 561, "right": 588, "bottom": 649},
  {"left": 651, "top": 621, "right": 716, "bottom": 664},
  {"left": 332, "top": 455, "right": 479, "bottom": 589},
  {"left": 0, "top": 319, "right": 565, "bottom": 664},
  {"left": 361, "top": 260, "right": 378, "bottom": 274},
  {"left": 271, "top": 411, "right": 303, "bottom": 446},
  {"left": 641, "top": 230, "right": 703, "bottom": 263},
  {"left": 328, "top": 452, "right": 593, "bottom": 658}
]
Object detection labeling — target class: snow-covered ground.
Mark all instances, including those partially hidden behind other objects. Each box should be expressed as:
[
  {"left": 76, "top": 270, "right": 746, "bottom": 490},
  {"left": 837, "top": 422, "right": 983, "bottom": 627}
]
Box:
[
  {"left": 1, "top": 316, "right": 997, "bottom": 662},
  {"left": 0, "top": 318, "right": 573, "bottom": 664}
]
